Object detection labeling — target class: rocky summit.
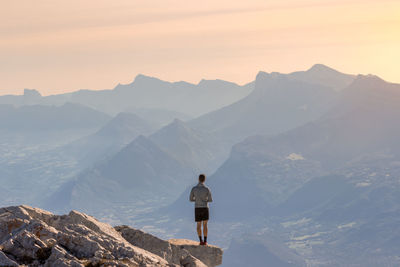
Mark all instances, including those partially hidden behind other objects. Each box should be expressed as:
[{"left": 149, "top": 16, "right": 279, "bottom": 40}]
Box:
[{"left": 0, "top": 205, "right": 223, "bottom": 267}]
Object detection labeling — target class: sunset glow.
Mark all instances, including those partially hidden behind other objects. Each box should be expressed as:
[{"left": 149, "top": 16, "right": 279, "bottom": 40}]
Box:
[{"left": 1, "top": 0, "right": 400, "bottom": 95}]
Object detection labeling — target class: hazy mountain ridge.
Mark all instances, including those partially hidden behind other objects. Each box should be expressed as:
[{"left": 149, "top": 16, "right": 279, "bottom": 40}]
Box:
[
  {"left": 0, "top": 103, "right": 113, "bottom": 206},
  {"left": 190, "top": 64, "right": 345, "bottom": 144},
  {"left": 0, "top": 102, "right": 110, "bottom": 132},
  {"left": 59, "top": 112, "right": 156, "bottom": 168},
  {"left": 202, "top": 74, "right": 400, "bottom": 265},
  {"left": 288, "top": 63, "right": 355, "bottom": 91},
  {"left": 49, "top": 134, "right": 195, "bottom": 216},
  {"left": 149, "top": 119, "right": 230, "bottom": 174},
  {"left": 128, "top": 70, "right": 400, "bottom": 266},
  {"left": 48, "top": 119, "right": 230, "bottom": 219},
  {"left": 0, "top": 74, "right": 254, "bottom": 117},
  {"left": 1, "top": 64, "right": 399, "bottom": 266}
]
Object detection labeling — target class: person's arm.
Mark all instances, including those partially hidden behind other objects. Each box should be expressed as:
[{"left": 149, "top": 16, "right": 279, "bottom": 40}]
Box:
[
  {"left": 190, "top": 188, "right": 195, "bottom": 202},
  {"left": 207, "top": 189, "right": 213, "bottom": 202}
]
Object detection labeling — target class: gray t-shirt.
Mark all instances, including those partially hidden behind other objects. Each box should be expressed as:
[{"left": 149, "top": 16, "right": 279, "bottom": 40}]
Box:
[{"left": 189, "top": 182, "right": 213, "bottom": 208}]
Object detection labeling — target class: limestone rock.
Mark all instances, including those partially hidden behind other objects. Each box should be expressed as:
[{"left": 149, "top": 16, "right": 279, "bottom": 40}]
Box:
[
  {"left": 0, "top": 205, "right": 173, "bottom": 266},
  {"left": 0, "top": 205, "right": 222, "bottom": 267},
  {"left": 115, "top": 226, "right": 223, "bottom": 267},
  {"left": 169, "top": 239, "right": 222, "bottom": 267},
  {"left": 180, "top": 254, "right": 208, "bottom": 267},
  {"left": 0, "top": 250, "right": 19, "bottom": 266}
]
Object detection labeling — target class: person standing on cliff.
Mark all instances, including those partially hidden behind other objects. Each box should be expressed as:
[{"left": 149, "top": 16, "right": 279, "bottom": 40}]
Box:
[{"left": 189, "top": 174, "right": 213, "bottom": 246}]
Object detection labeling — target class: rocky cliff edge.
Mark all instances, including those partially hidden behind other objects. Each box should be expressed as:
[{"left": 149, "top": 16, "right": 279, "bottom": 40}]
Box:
[{"left": 0, "top": 205, "right": 223, "bottom": 267}]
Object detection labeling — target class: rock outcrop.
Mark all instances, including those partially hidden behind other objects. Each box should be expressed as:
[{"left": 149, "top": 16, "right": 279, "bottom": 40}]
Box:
[
  {"left": 115, "top": 226, "right": 222, "bottom": 267},
  {"left": 0, "top": 205, "right": 223, "bottom": 267}
]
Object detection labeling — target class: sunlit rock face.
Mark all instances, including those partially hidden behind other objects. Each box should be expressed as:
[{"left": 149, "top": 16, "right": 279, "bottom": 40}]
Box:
[
  {"left": 0, "top": 205, "right": 223, "bottom": 267},
  {"left": 116, "top": 225, "right": 223, "bottom": 267}
]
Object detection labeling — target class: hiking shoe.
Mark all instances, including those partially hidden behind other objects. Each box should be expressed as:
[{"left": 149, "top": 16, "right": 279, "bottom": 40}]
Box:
[
  {"left": 199, "top": 241, "right": 204, "bottom": 245},
  {"left": 202, "top": 241, "right": 207, "bottom": 246}
]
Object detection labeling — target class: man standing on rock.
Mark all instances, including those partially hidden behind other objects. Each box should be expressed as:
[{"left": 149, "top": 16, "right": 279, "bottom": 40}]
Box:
[{"left": 190, "top": 174, "right": 213, "bottom": 246}]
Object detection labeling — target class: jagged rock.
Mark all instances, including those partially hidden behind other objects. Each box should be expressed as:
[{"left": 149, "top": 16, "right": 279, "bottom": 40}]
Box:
[
  {"left": 115, "top": 226, "right": 223, "bottom": 267},
  {"left": 0, "top": 250, "right": 19, "bottom": 266},
  {"left": 43, "top": 245, "right": 83, "bottom": 267},
  {"left": 0, "top": 205, "right": 222, "bottom": 267},
  {"left": 168, "top": 239, "right": 222, "bottom": 267},
  {"left": 0, "top": 205, "right": 174, "bottom": 266},
  {"left": 180, "top": 254, "right": 207, "bottom": 267}
]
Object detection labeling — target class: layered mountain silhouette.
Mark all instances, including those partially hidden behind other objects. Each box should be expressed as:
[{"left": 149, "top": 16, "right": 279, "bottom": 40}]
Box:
[
  {"left": 125, "top": 107, "right": 192, "bottom": 128},
  {"left": 59, "top": 112, "right": 156, "bottom": 168},
  {"left": 202, "top": 75, "right": 400, "bottom": 265},
  {"left": 2, "top": 64, "right": 400, "bottom": 266},
  {"left": 0, "top": 102, "right": 110, "bottom": 132},
  {"left": 207, "top": 74, "right": 400, "bottom": 217},
  {"left": 0, "top": 75, "right": 253, "bottom": 117},
  {"left": 288, "top": 63, "right": 355, "bottom": 91},
  {"left": 150, "top": 119, "right": 230, "bottom": 174},
  {"left": 48, "top": 134, "right": 194, "bottom": 214},
  {"left": 0, "top": 102, "right": 111, "bottom": 147},
  {"left": 48, "top": 119, "right": 230, "bottom": 214},
  {"left": 190, "top": 64, "right": 350, "bottom": 144}
]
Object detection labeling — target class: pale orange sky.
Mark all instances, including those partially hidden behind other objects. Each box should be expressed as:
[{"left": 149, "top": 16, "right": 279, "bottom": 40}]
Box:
[{"left": 1, "top": 0, "right": 400, "bottom": 96}]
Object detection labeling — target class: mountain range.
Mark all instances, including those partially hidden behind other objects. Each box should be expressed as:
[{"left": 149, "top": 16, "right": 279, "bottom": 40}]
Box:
[
  {"left": 200, "top": 74, "right": 400, "bottom": 265},
  {"left": 0, "top": 75, "right": 254, "bottom": 117},
  {"left": 131, "top": 70, "right": 400, "bottom": 266},
  {"left": 1, "top": 64, "right": 399, "bottom": 266},
  {"left": 190, "top": 64, "right": 353, "bottom": 144},
  {"left": 47, "top": 118, "right": 231, "bottom": 218}
]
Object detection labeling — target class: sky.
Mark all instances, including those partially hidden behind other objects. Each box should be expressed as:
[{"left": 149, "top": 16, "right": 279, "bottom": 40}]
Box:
[{"left": 1, "top": 0, "right": 400, "bottom": 95}]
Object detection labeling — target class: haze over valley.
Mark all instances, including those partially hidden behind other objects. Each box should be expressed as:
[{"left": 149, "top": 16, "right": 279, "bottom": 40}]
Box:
[{"left": 1, "top": 64, "right": 400, "bottom": 266}]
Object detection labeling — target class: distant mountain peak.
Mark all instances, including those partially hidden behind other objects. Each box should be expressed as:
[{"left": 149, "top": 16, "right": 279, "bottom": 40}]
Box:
[
  {"left": 287, "top": 64, "right": 355, "bottom": 91},
  {"left": 23, "top": 88, "right": 41, "bottom": 97},
  {"left": 124, "top": 134, "right": 158, "bottom": 152},
  {"left": 172, "top": 117, "right": 186, "bottom": 125},
  {"left": 149, "top": 119, "right": 199, "bottom": 146},
  {"left": 133, "top": 73, "right": 163, "bottom": 84},
  {"left": 113, "top": 74, "right": 170, "bottom": 91},
  {"left": 162, "top": 118, "right": 192, "bottom": 134},
  {"left": 344, "top": 74, "right": 400, "bottom": 99},
  {"left": 354, "top": 74, "right": 385, "bottom": 83},
  {"left": 134, "top": 134, "right": 150, "bottom": 143},
  {"left": 96, "top": 112, "right": 150, "bottom": 134},
  {"left": 255, "top": 71, "right": 287, "bottom": 81},
  {"left": 197, "top": 78, "right": 238, "bottom": 87},
  {"left": 308, "top": 63, "right": 337, "bottom": 73},
  {"left": 112, "top": 112, "right": 142, "bottom": 121},
  {"left": 255, "top": 71, "right": 270, "bottom": 79},
  {"left": 348, "top": 74, "right": 389, "bottom": 89}
]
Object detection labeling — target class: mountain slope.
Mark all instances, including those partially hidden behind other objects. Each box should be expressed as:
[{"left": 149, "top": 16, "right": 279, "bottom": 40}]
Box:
[
  {"left": 50, "top": 135, "right": 195, "bottom": 216},
  {"left": 207, "top": 74, "right": 400, "bottom": 218},
  {"left": 60, "top": 112, "right": 155, "bottom": 168},
  {"left": 199, "top": 75, "right": 400, "bottom": 265},
  {"left": 190, "top": 65, "right": 346, "bottom": 144},
  {"left": 0, "top": 102, "right": 110, "bottom": 132},
  {"left": 47, "top": 118, "right": 231, "bottom": 215},
  {"left": 0, "top": 75, "right": 253, "bottom": 117},
  {"left": 288, "top": 63, "right": 355, "bottom": 91},
  {"left": 149, "top": 119, "right": 230, "bottom": 174}
]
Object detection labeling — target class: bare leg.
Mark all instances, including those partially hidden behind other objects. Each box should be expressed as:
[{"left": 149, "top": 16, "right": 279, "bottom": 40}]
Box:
[
  {"left": 197, "top": 222, "right": 202, "bottom": 237},
  {"left": 203, "top": 220, "right": 208, "bottom": 238}
]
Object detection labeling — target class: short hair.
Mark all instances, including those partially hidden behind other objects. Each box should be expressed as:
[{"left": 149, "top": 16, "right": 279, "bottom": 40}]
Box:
[{"left": 199, "top": 174, "right": 206, "bottom": 182}]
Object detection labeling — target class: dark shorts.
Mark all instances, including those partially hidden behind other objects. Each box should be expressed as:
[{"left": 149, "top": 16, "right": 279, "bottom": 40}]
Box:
[{"left": 195, "top": 208, "right": 209, "bottom": 222}]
